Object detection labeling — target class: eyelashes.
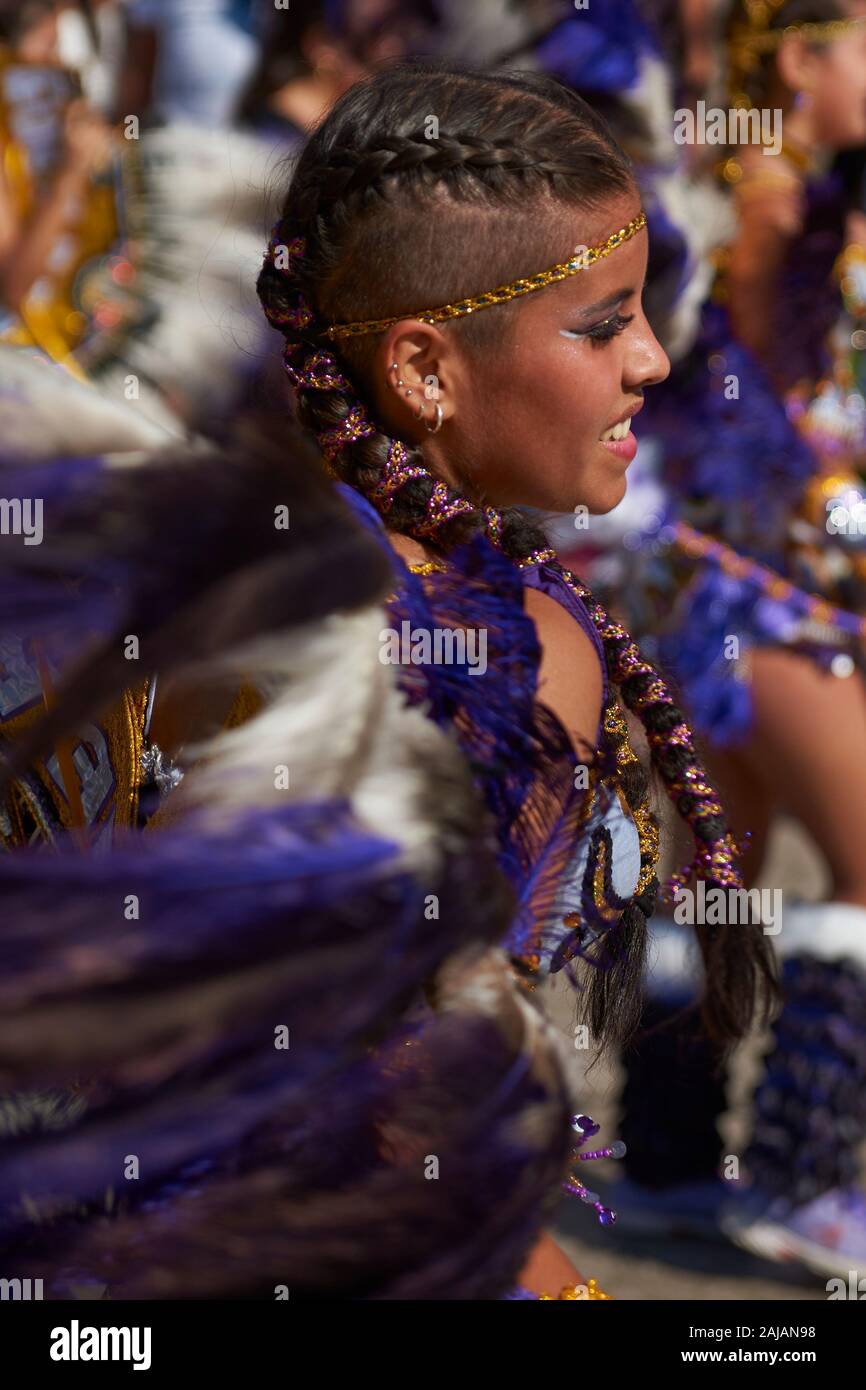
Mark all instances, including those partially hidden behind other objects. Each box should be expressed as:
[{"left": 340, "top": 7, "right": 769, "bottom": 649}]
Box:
[{"left": 560, "top": 312, "right": 635, "bottom": 345}]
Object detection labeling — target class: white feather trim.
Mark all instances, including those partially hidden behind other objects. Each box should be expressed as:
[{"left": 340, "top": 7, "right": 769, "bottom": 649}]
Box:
[{"left": 171, "top": 605, "right": 466, "bottom": 879}]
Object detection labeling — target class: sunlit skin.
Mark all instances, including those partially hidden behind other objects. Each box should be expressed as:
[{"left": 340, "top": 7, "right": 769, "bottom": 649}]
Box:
[{"left": 370, "top": 190, "right": 670, "bottom": 518}]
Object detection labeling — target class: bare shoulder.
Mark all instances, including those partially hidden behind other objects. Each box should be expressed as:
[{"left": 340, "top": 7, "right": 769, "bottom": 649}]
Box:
[{"left": 523, "top": 584, "right": 603, "bottom": 761}]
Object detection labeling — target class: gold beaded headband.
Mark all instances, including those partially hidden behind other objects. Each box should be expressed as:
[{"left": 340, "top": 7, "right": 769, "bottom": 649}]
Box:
[{"left": 323, "top": 210, "right": 648, "bottom": 341}]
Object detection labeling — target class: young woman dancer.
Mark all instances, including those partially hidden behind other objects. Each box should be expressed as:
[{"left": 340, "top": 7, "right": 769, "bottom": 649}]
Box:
[{"left": 255, "top": 62, "right": 778, "bottom": 1286}]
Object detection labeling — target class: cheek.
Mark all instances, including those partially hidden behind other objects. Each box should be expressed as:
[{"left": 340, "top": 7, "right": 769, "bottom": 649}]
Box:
[
  {"left": 821, "top": 55, "right": 866, "bottom": 140},
  {"left": 514, "top": 342, "right": 619, "bottom": 441},
  {"left": 461, "top": 335, "right": 626, "bottom": 509},
  {"left": 499, "top": 351, "right": 625, "bottom": 505}
]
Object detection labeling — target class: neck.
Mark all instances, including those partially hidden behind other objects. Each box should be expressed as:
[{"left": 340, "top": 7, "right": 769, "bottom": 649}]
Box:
[{"left": 777, "top": 106, "right": 820, "bottom": 170}]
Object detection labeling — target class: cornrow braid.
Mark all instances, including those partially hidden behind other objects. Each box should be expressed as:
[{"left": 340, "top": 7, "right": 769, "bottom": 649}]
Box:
[
  {"left": 301, "top": 131, "right": 602, "bottom": 205},
  {"left": 257, "top": 63, "right": 777, "bottom": 1043}
]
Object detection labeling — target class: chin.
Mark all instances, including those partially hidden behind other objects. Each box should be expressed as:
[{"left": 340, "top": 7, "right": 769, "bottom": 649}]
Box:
[
  {"left": 830, "top": 117, "right": 866, "bottom": 148},
  {"left": 585, "top": 475, "right": 629, "bottom": 515}
]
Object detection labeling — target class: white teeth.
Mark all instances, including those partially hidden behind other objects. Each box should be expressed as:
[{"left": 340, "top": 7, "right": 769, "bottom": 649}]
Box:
[{"left": 600, "top": 419, "right": 631, "bottom": 442}]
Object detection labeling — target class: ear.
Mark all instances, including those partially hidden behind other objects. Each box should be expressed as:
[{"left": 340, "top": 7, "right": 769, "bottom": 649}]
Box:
[
  {"left": 775, "top": 33, "right": 821, "bottom": 97},
  {"left": 372, "top": 320, "right": 463, "bottom": 439}
]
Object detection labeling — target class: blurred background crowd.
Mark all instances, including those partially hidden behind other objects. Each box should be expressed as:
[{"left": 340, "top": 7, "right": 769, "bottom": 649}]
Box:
[{"left": 0, "top": 0, "right": 826, "bottom": 437}]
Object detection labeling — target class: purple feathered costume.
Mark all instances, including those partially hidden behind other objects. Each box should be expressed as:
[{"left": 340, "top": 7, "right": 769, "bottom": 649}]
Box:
[{"left": 0, "top": 431, "right": 581, "bottom": 1299}]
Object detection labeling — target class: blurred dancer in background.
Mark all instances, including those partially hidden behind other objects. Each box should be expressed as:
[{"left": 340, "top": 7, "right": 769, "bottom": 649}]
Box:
[
  {"left": 0, "top": 1, "right": 116, "bottom": 362},
  {"left": 69, "top": 0, "right": 277, "bottom": 433},
  {"left": 57, "top": 1, "right": 127, "bottom": 116},
  {"left": 120, "top": 0, "right": 261, "bottom": 129},
  {"left": 602, "top": 0, "right": 866, "bottom": 1276},
  {"left": 238, "top": 1, "right": 364, "bottom": 139},
  {"left": 0, "top": 2, "right": 290, "bottom": 436}
]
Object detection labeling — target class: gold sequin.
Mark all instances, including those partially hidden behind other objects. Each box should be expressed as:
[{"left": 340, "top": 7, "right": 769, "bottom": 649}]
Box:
[
  {"left": 601, "top": 698, "right": 660, "bottom": 895},
  {"left": 407, "top": 560, "right": 448, "bottom": 576},
  {"left": 537, "top": 1279, "right": 614, "bottom": 1300}
]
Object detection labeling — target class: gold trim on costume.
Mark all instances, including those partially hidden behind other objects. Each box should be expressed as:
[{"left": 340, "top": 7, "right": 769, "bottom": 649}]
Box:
[
  {"left": 102, "top": 681, "right": 150, "bottom": 830},
  {"left": 0, "top": 680, "right": 150, "bottom": 847},
  {"left": 538, "top": 1279, "right": 613, "bottom": 1300},
  {"left": 407, "top": 560, "right": 447, "bottom": 575}
]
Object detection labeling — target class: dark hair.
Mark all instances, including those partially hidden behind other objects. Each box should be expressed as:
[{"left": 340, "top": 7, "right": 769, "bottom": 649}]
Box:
[
  {"left": 257, "top": 62, "right": 778, "bottom": 1045},
  {"left": 0, "top": 1, "right": 56, "bottom": 46},
  {"left": 236, "top": 1, "right": 327, "bottom": 126}
]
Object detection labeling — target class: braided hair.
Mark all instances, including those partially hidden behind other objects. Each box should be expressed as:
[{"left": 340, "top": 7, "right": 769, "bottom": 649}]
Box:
[{"left": 257, "top": 63, "right": 777, "bottom": 1043}]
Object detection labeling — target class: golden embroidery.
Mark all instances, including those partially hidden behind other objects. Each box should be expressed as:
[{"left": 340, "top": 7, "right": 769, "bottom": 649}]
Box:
[
  {"left": 601, "top": 698, "right": 659, "bottom": 895},
  {"left": 104, "top": 681, "right": 150, "bottom": 830},
  {"left": 407, "top": 560, "right": 448, "bottom": 576}
]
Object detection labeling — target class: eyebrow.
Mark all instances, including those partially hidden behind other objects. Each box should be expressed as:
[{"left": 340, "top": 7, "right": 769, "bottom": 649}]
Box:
[{"left": 573, "top": 287, "right": 633, "bottom": 318}]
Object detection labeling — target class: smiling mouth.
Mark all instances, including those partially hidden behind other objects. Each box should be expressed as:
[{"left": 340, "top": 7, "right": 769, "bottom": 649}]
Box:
[
  {"left": 599, "top": 400, "right": 642, "bottom": 442},
  {"left": 599, "top": 419, "right": 632, "bottom": 442}
]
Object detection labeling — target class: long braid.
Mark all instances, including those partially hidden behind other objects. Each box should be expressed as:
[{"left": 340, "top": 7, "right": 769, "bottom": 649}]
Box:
[{"left": 257, "top": 65, "right": 777, "bottom": 1041}]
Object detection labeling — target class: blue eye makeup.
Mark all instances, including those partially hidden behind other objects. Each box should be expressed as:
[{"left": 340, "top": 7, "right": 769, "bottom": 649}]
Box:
[{"left": 560, "top": 311, "right": 635, "bottom": 345}]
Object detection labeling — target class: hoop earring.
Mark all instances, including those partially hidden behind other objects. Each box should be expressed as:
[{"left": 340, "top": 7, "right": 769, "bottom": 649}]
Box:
[
  {"left": 424, "top": 402, "right": 444, "bottom": 434},
  {"left": 389, "top": 363, "right": 444, "bottom": 431}
]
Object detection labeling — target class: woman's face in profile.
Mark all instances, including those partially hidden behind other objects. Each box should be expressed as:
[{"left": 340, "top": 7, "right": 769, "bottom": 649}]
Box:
[{"left": 15, "top": 7, "right": 61, "bottom": 66}]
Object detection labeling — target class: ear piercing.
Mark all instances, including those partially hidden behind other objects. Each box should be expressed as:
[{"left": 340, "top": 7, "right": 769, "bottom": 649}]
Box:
[
  {"left": 424, "top": 402, "right": 444, "bottom": 434},
  {"left": 389, "top": 361, "right": 445, "bottom": 432}
]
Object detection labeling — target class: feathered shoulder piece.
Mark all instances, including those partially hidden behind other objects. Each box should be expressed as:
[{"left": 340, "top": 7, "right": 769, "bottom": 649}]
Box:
[
  {"left": 336, "top": 486, "right": 593, "bottom": 966},
  {"left": 0, "top": 440, "right": 572, "bottom": 1300}
]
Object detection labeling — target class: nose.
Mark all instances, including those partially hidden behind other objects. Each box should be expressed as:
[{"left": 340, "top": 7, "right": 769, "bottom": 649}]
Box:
[{"left": 625, "top": 314, "right": 670, "bottom": 391}]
